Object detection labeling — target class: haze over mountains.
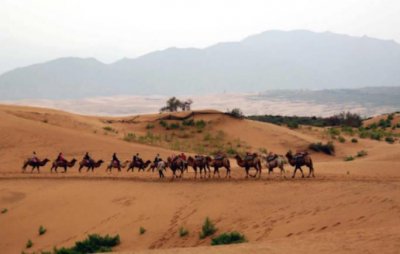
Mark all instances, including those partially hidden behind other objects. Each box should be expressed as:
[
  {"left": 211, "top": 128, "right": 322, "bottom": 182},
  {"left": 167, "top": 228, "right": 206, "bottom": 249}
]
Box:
[{"left": 1, "top": 30, "right": 400, "bottom": 100}]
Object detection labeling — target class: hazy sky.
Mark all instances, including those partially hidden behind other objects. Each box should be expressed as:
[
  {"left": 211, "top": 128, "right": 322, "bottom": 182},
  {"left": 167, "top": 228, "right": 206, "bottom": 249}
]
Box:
[{"left": 1, "top": 0, "right": 400, "bottom": 74}]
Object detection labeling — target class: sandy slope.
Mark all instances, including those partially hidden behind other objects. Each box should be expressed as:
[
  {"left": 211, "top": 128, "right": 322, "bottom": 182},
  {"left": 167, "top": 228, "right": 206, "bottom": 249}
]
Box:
[{"left": 0, "top": 105, "right": 400, "bottom": 254}]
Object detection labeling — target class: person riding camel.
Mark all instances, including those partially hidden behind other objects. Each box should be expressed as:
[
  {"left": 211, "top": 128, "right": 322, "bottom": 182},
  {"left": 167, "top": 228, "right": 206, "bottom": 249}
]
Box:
[
  {"left": 245, "top": 151, "right": 254, "bottom": 161},
  {"left": 56, "top": 152, "right": 66, "bottom": 163},
  {"left": 133, "top": 153, "right": 141, "bottom": 164},
  {"left": 84, "top": 152, "right": 92, "bottom": 164},
  {"left": 180, "top": 152, "right": 187, "bottom": 161},
  {"left": 154, "top": 153, "right": 161, "bottom": 164},
  {"left": 267, "top": 151, "right": 278, "bottom": 162},
  {"left": 112, "top": 153, "right": 120, "bottom": 167},
  {"left": 215, "top": 151, "right": 225, "bottom": 160},
  {"left": 31, "top": 151, "right": 39, "bottom": 163}
]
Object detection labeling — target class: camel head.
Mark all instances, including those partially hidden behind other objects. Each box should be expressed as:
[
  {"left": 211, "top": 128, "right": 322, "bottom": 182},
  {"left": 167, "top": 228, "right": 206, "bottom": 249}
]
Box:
[
  {"left": 98, "top": 160, "right": 104, "bottom": 164},
  {"left": 285, "top": 151, "right": 293, "bottom": 159}
]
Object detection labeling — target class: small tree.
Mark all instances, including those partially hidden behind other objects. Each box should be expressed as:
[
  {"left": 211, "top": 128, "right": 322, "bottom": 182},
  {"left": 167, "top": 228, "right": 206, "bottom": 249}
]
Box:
[{"left": 160, "top": 97, "right": 182, "bottom": 112}]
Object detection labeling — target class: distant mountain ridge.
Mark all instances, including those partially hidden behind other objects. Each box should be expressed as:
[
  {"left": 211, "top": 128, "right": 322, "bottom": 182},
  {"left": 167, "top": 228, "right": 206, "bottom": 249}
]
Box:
[{"left": 1, "top": 30, "right": 400, "bottom": 99}]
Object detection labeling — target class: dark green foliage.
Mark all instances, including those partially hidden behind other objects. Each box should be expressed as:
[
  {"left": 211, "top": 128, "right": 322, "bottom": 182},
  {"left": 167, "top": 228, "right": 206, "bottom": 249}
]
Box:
[
  {"left": 54, "top": 234, "right": 120, "bottom": 254},
  {"left": 195, "top": 120, "right": 206, "bottom": 130},
  {"left": 338, "top": 136, "right": 346, "bottom": 143},
  {"left": 356, "top": 150, "right": 368, "bottom": 157},
  {"left": 309, "top": 142, "right": 335, "bottom": 155},
  {"left": 351, "top": 138, "right": 358, "bottom": 143},
  {"left": 249, "top": 111, "right": 363, "bottom": 128},
  {"left": 103, "top": 126, "right": 115, "bottom": 132},
  {"left": 159, "top": 120, "right": 168, "bottom": 128},
  {"left": 139, "top": 227, "right": 146, "bottom": 235},
  {"left": 199, "top": 217, "right": 217, "bottom": 239},
  {"left": 227, "top": 108, "right": 244, "bottom": 119},
  {"left": 182, "top": 119, "right": 194, "bottom": 126},
  {"left": 26, "top": 239, "right": 33, "bottom": 249},
  {"left": 179, "top": 227, "right": 189, "bottom": 237},
  {"left": 145, "top": 123, "right": 154, "bottom": 129},
  {"left": 39, "top": 225, "right": 47, "bottom": 235},
  {"left": 211, "top": 232, "right": 246, "bottom": 245},
  {"left": 1, "top": 208, "right": 7, "bottom": 214},
  {"left": 287, "top": 121, "right": 299, "bottom": 129},
  {"left": 385, "top": 136, "right": 395, "bottom": 144},
  {"left": 344, "top": 156, "right": 354, "bottom": 161},
  {"left": 123, "top": 133, "right": 136, "bottom": 142},
  {"left": 169, "top": 123, "right": 180, "bottom": 130}
]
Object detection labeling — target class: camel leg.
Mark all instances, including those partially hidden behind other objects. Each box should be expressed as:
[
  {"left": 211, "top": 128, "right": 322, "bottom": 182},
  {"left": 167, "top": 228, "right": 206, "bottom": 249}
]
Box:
[
  {"left": 292, "top": 167, "right": 297, "bottom": 178},
  {"left": 299, "top": 167, "right": 304, "bottom": 178}
]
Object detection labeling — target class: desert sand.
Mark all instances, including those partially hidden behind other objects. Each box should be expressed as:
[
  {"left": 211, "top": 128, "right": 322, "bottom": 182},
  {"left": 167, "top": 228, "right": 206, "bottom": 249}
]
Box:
[{"left": 0, "top": 105, "right": 399, "bottom": 254}]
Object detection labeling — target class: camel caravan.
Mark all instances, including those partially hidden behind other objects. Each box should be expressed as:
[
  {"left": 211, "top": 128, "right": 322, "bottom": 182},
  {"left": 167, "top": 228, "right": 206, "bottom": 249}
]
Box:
[{"left": 22, "top": 150, "right": 315, "bottom": 179}]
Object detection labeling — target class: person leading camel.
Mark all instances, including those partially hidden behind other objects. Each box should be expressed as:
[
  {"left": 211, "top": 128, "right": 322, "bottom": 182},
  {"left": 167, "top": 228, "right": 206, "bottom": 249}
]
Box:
[{"left": 157, "top": 159, "right": 167, "bottom": 179}]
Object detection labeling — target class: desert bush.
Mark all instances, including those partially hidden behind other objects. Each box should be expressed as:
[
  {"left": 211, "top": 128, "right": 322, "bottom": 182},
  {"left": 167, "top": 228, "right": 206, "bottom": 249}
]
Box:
[
  {"left": 26, "top": 239, "right": 33, "bottom": 249},
  {"left": 179, "top": 227, "right": 189, "bottom": 237},
  {"left": 39, "top": 225, "right": 47, "bottom": 235},
  {"left": 169, "top": 122, "right": 180, "bottom": 130},
  {"left": 139, "top": 227, "right": 146, "bottom": 235},
  {"left": 287, "top": 121, "right": 299, "bottom": 129},
  {"left": 103, "top": 126, "right": 116, "bottom": 132},
  {"left": 1, "top": 208, "right": 7, "bottom": 214},
  {"left": 344, "top": 156, "right": 354, "bottom": 162},
  {"left": 309, "top": 142, "right": 335, "bottom": 155},
  {"left": 199, "top": 217, "right": 217, "bottom": 239},
  {"left": 338, "top": 136, "right": 346, "bottom": 143},
  {"left": 370, "top": 131, "right": 383, "bottom": 140},
  {"left": 351, "top": 138, "right": 358, "bottom": 143},
  {"left": 385, "top": 136, "right": 395, "bottom": 144},
  {"left": 54, "top": 234, "right": 120, "bottom": 254},
  {"left": 227, "top": 108, "right": 244, "bottom": 119},
  {"left": 195, "top": 120, "right": 206, "bottom": 130},
  {"left": 159, "top": 120, "right": 168, "bottom": 128},
  {"left": 327, "top": 127, "right": 341, "bottom": 137},
  {"left": 123, "top": 133, "right": 136, "bottom": 142},
  {"left": 225, "top": 147, "right": 238, "bottom": 156},
  {"left": 356, "top": 150, "right": 368, "bottom": 157},
  {"left": 211, "top": 232, "right": 246, "bottom": 245},
  {"left": 145, "top": 123, "right": 155, "bottom": 129},
  {"left": 182, "top": 119, "right": 194, "bottom": 126},
  {"left": 203, "top": 133, "right": 212, "bottom": 141}
]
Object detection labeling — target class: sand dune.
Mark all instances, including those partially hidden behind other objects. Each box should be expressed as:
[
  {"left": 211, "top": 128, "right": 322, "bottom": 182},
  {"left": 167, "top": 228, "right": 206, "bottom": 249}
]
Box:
[{"left": 0, "top": 105, "right": 399, "bottom": 254}]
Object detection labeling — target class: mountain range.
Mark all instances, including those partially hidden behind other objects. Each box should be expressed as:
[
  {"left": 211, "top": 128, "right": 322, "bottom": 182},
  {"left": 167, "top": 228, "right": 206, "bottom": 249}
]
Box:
[{"left": 1, "top": 30, "right": 400, "bottom": 99}]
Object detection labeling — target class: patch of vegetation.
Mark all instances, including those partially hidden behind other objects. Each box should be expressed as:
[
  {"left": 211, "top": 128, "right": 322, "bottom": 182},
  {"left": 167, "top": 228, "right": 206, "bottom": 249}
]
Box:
[
  {"left": 249, "top": 111, "right": 363, "bottom": 128},
  {"left": 1, "top": 208, "right": 7, "bottom": 214},
  {"left": 123, "top": 132, "right": 136, "bottom": 142},
  {"left": 199, "top": 217, "right": 217, "bottom": 239},
  {"left": 139, "top": 227, "right": 146, "bottom": 235},
  {"left": 328, "top": 127, "right": 341, "bottom": 137},
  {"left": 179, "top": 227, "right": 189, "bottom": 237},
  {"left": 351, "top": 138, "right": 358, "bottom": 143},
  {"left": 103, "top": 126, "right": 116, "bottom": 133},
  {"left": 356, "top": 150, "right": 368, "bottom": 157},
  {"left": 26, "top": 239, "right": 33, "bottom": 249},
  {"left": 195, "top": 120, "right": 206, "bottom": 132},
  {"left": 145, "top": 123, "right": 155, "bottom": 129},
  {"left": 159, "top": 120, "right": 168, "bottom": 128},
  {"left": 39, "top": 225, "right": 47, "bottom": 235},
  {"left": 385, "top": 136, "right": 395, "bottom": 144},
  {"left": 182, "top": 119, "right": 194, "bottom": 126},
  {"left": 169, "top": 122, "right": 181, "bottom": 130},
  {"left": 227, "top": 108, "right": 244, "bottom": 119},
  {"left": 338, "top": 136, "right": 346, "bottom": 143},
  {"left": 309, "top": 142, "right": 335, "bottom": 155},
  {"left": 211, "top": 232, "right": 247, "bottom": 246},
  {"left": 53, "top": 234, "right": 120, "bottom": 254},
  {"left": 344, "top": 156, "right": 354, "bottom": 162},
  {"left": 287, "top": 121, "right": 299, "bottom": 129}
]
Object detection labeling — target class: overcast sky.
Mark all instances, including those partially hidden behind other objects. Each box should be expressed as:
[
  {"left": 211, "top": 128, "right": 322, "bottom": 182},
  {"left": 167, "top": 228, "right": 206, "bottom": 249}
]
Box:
[{"left": 1, "top": 0, "right": 400, "bottom": 74}]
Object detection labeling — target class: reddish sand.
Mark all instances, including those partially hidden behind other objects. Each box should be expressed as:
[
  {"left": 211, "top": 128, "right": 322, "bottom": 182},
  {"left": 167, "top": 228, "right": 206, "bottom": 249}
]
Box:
[{"left": 0, "top": 105, "right": 399, "bottom": 254}]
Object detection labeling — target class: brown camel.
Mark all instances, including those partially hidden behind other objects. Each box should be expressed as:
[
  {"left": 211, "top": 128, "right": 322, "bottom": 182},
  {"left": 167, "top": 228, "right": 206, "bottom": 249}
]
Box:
[
  {"left": 234, "top": 154, "right": 262, "bottom": 178},
  {"left": 22, "top": 158, "right": 50, "bottom": 173},
  {"left": 210, "top": 156, "right": 231, "bottom": 178},
  {"left": 78, "top": 159, "right": 104, "bottom": 172},
  {"left": 263, "top": 154, "right": 286, "bottom": 177},
  {"left": 187, "top": 156, "right": 211, "bottom": 178},
  {"left": 285, "top": 151, "right": 315, "bottom": 178},
  {"left": 51, "top": 158, "right": 77, "bottom": 173},
  {"left": 127, "top": 159, "right": 152, "bottom": 172},
  {"left": 106, "top": 160, "right": 129, "bottom": 172},
  {"left": 167, "top": 157, "right": 186, "bottom": 179}
]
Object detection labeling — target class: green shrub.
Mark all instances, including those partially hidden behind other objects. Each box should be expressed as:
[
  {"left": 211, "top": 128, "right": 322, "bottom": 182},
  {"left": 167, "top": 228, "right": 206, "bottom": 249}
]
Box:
[
  {"left": 359, "top": 131, "right": 368, "bottom": 139},
  {"left": 123, "top": 133, "right": 136, "bottom": 142},
  {"left": 195, "top": 120, "right": 206, "bottom": 130},
  {"left": 39, "top": 225, "right": 47, "bottom": 235},
  {"left": 145, "top": 123, "right": 155, "bottom": 129},
  {"left": 227, "top": 108, "right": 244, "bottom": 119},
  {"left": 338, "top": 136, "right": 346, "bottom": 143},
  {"left": 287, "top": 121, "right": 299, "bottom": 129},
  {"left": 139, "top": 227, "right": 146, "bottom": 235},
  {"left": 199, "top": 217, "right": 217, "bottom": 239},
  {"left": 54, "top": 234, "right": 120, "bottom": 254},
  {"left": 211, "top": 232, "right": 246, "bottom": 245},
  {"left": 351, "top": 138, "right": 358, "bottom": 143},
  {"left": 159, "top": 120, "right": 168, "bottom": 128},
  {"left": 169, "top": 123, "right": 180, "bottom": 130},
  {"left": 179, "top": 227, "right": 189, "bottom": 237},
  {"left": 1, "top": 208, "right": 7, "bottom": 214},
  {"left": 328, "top": 127, "right": 340, "bottom": 137},
  {"left": 309, "top": 142, "right": 335, "bottom": 155},
  {"left": 385, "top": 136, "right": 395, "bottom": 144},
  {"left": 370, "top": 131, "right": 382, "bottom": 140},
  {"left": 225, "top": 147, "right": 237, "bottom": 156},
  {"left": 182, "top": 119, "right": 194, "bottom": 126},
  {"left": 344, "top": 156, "right": 354, "bottom": 162},
  {"left": 26, "top": 239, "right": 33, "bottom": 249},
  {"left": 103, "top": 126, "right": 115, "bottom": 132},
  {"left": 356, "top": 150, "right": 368, "bottom": 157}
]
